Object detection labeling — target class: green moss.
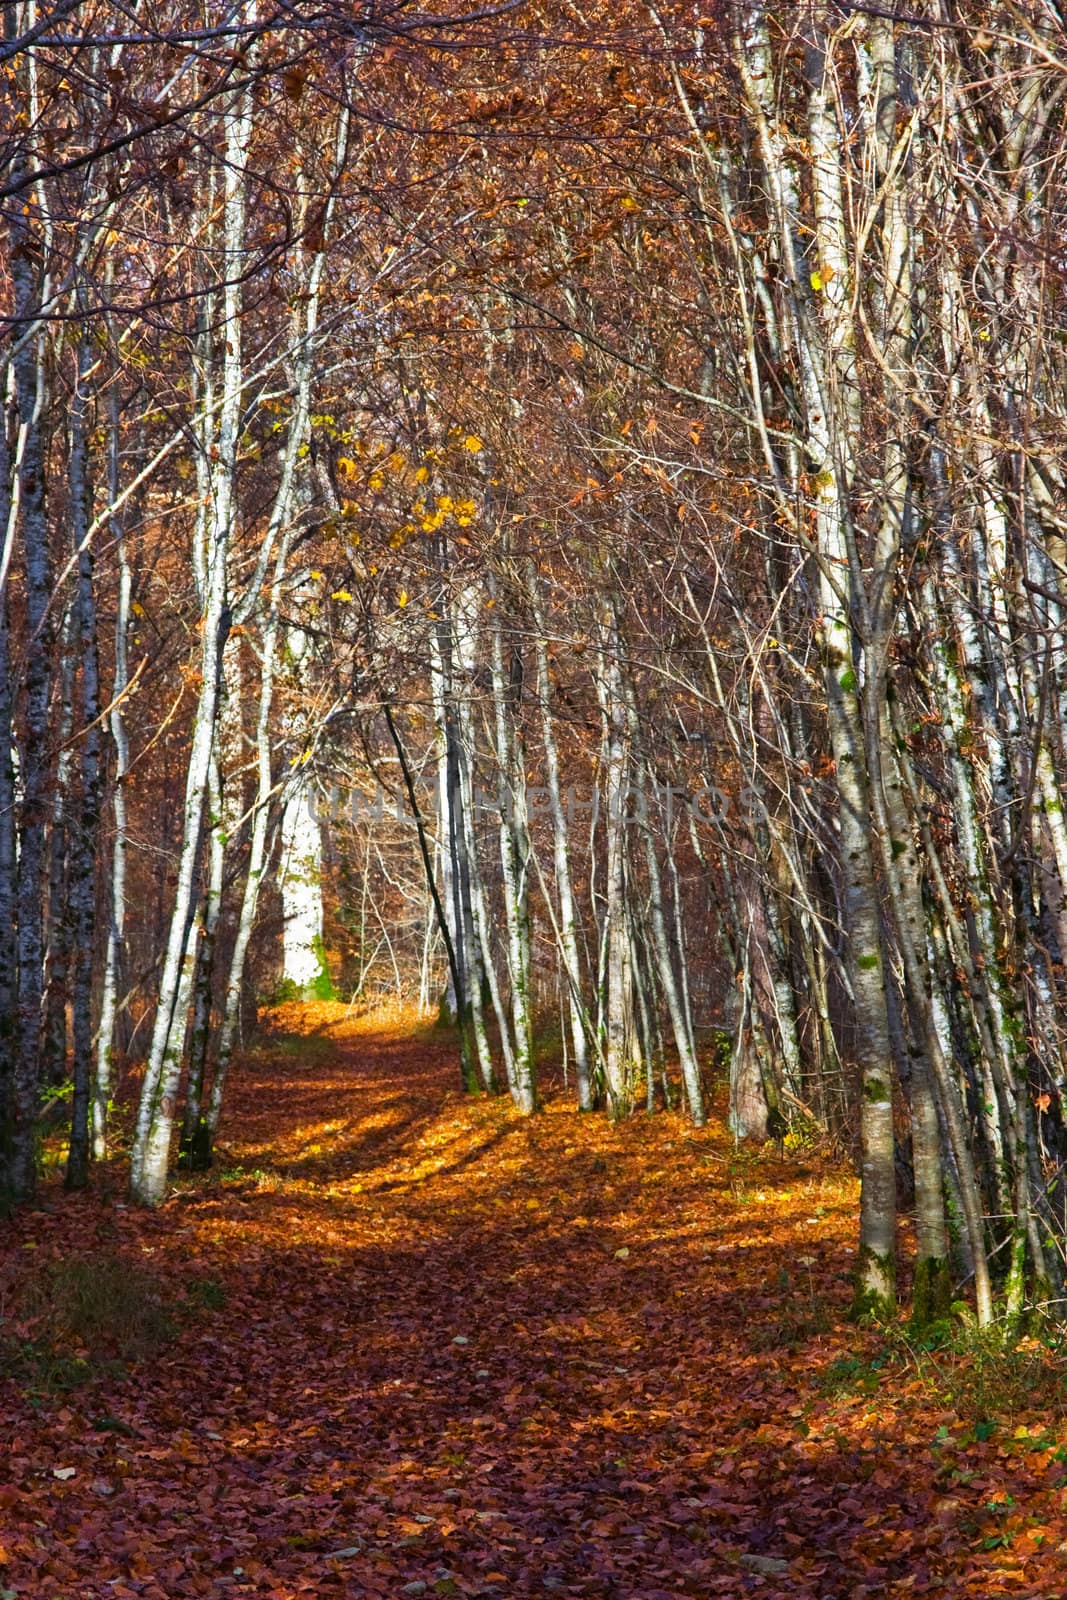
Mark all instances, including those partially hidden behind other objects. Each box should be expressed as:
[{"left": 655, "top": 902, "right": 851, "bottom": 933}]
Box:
[
  {"left": 434, "top": 989, "right": 458, "bottom": 1030},
  {"left": 851, "top": 1248, "right": 897, "bottom": 1322},
  {"left": 911, "top": 1255, "right": 952, "bottom": 1332},
  {"left": 856, "top": 951, "right": 880, "bottom": 972},
  {"left": 839, "top": 668, "right": 858, "bottom": 693},
  {"left": 863, "top": 1076, "right": 890, "bottom": 1103},
  {"left": 851, "top": 1283, "right": 896, "bottom": 1323}
]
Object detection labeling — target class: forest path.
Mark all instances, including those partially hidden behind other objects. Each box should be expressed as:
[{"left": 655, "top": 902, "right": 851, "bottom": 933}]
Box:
[{"left": 4, "top": 1003, "right": 1065, "bottom": 1598}]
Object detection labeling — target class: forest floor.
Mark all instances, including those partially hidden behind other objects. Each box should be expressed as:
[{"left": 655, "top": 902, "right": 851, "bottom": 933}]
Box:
[{"left": 3, "top": 1002, "right": 1067, "bottom": 1599}]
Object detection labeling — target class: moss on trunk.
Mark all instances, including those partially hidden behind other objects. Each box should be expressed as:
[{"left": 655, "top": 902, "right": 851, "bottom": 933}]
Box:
[{"left": 910, "top": 1254, "right": 951, "bottom": 1332}]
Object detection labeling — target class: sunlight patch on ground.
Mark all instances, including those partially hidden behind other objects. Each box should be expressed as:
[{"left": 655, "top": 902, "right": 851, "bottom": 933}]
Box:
[{"left": 6, "top": 1005, "right": 1064, "bottom": 1600}]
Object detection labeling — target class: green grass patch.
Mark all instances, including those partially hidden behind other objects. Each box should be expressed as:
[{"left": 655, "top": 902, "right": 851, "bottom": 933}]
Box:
[
  {"left": 824, "top": 1311, "right": 1067, "bottom": 1425},
  {"left": 1, "top": 1253, "right": 229, "bottom": 1397},
  {"left": 184, "top": 1275, "right": 228, "bottom": 1312},
  {"left": 896, "top": 1319, "right": 1067, "bottom": 1425},
  {"left": 818, "top": 1351, "right": 888, "bottom": 1396},
  {"left": 2, "top": 1252, "right": 175, "bottom": 1395}
]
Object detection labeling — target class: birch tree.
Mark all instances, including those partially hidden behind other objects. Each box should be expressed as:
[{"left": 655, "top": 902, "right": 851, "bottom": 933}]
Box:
[{"left": 129, "top": 44, "right": 254, "bottom": 1205}]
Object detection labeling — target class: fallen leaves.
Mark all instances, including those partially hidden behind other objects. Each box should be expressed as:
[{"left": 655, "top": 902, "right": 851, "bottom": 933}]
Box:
[{"left": 3, "top": 1003, "right": 1067, "bottom": 1596}]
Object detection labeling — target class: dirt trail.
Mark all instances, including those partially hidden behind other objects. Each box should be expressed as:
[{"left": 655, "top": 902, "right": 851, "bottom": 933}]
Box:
[{"left": 2, "top": 1004, "right": 1065, "bottom": 1598}]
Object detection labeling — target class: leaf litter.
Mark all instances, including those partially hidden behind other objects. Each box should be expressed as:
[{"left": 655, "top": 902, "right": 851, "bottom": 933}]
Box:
[{"left": 2, "top": 1000, "right": 1066, "bottom": 1598}]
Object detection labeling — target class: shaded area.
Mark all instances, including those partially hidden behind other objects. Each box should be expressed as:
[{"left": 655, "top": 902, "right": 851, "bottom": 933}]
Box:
[{"left": 2, "top": 1004, "right": 1065, "bottom": 1599}]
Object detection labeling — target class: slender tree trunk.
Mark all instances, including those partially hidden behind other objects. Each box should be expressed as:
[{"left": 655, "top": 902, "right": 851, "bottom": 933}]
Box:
[
  {"left": 601, "top": 631, "right": 635, "bottom": 1117},
  {"left": 130, "top": 67, "right": 249, "bottom": 1204},
  {"left": 179, "top": 752, "right": 224, "bottom": 1170},
  {"left": 0, "top": 364, "right": 18, "bottom": 1195},
  {"left": 731, "top": 3, "right": 901, "bottom": 1308},
  {"left": 489, "top": 604, "right": 536, "bottom": 1113},
  {"left": 464, "top": 777, "right": 517, "bottom": 1093},
  {"left": 531, "top": 599, "right": 593, "bottom": 1108},
  {"left": 92, "top": 369, "right": 131, "bottom": 1162},
  {"left": 42, "top": 605, "right": 76, "bottom": 1087},
  {"left": 65, "top": 330, "right": 104, "bottom": 1191},
  {"left": 633, "top": 748, "right": 705, "bottom": 1125},
  {"left": 209, "top": 579, "right": 284, "bottom": 1142},
  {"left": 451, "top": 687, "right": 504, "bottom": 1091},
  {"left": 10, "top": 191, "right": 54, "bottom": 1202},
  {"left": 384, "top": 701, "right": 478, "bottom": 1095},
  {"left": 434, "top": 614, "right": 488, "bottom": 1093},
  {"left": 207, "top": 145, "right": 343, "bottom": 1141}
]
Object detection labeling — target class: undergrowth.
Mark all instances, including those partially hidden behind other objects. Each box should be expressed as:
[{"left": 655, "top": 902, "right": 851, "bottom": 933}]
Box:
[
  {"left": 820, "top": 1305, "right": 1067, "bottom": 1425},
  {"left": 0, "top": 1252, "right": 224, "bottom": 1396},
  {"left": 892, "top": 1312, "right": 1067, "bottom": 1425}
]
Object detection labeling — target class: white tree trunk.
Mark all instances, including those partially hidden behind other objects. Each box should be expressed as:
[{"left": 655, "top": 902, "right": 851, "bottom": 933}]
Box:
[
  {"left": 279, "top": 761, "right": 328, "bottom": 997},
  {"left": 93, "top": 370, "right": 131, "bottom": 1162},
  {"left": 600, "top": 631, "right": 637, "bottom": 1116},
  {"left": 490, "top": 601, "right": 536, "bottom": 1113},
  {"left": 531, "top": 591, "right": 593, "bottom": 1109},
  {"left": 632, "top": 747, "right": 705, "bottom": 1126},
  {"left": 130, "top": 57, "right": 250, "bottom": 1205}
]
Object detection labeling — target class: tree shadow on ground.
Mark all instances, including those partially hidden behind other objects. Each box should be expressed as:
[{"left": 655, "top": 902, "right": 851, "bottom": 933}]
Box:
[{"left": 6, "top": 1015, "right": 1059, "bottom": 1600}]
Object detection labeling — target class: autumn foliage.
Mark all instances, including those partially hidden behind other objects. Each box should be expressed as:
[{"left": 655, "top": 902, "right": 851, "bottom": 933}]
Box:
[{"left": 5, "top": 5, "right": 1067, "bottom": 1585}]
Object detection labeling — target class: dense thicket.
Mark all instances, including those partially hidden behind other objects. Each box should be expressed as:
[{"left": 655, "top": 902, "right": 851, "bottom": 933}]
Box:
[{"left": 2, "top": 0, "right": 1067, "bottom": 1330}]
